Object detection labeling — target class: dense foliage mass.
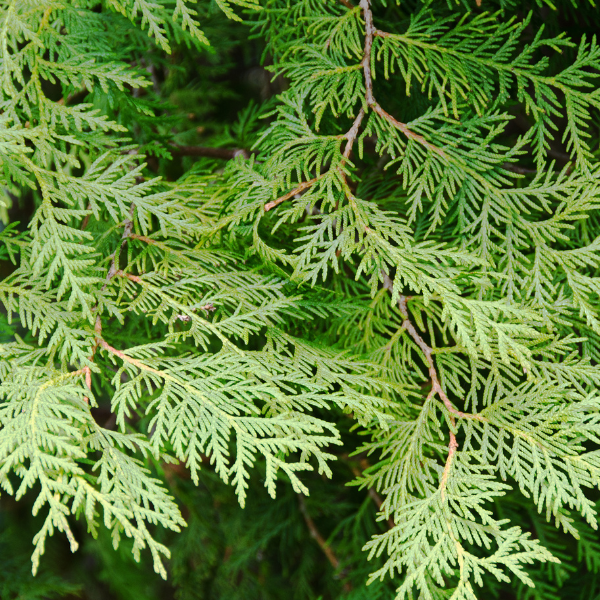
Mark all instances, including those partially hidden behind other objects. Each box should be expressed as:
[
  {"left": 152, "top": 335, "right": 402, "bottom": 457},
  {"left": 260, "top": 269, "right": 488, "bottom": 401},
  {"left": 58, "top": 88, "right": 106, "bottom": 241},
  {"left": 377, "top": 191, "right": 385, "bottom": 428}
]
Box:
[{"left": 2, "top": 0, "right": 600, "bottom": 598}]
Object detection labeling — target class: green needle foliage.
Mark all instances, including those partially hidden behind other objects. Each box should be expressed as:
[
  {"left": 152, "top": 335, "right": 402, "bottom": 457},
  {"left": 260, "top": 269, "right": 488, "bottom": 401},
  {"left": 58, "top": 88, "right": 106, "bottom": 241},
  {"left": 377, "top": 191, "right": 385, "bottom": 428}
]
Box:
[{"left": 2, "top": 0, "right": 600, "bottom": 598}]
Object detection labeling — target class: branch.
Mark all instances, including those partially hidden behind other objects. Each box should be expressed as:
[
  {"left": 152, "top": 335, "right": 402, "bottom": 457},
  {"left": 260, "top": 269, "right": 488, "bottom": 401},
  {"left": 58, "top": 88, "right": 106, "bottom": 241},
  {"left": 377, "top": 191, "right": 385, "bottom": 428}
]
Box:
[
  {"left": 382, "top": 273, "right": 483, "bottom": 422},
  {"left": 440, "top": 427, "right": 459, "bottom": 502},
  {"left": 372, "top": 102, "right": 447, "bottom": 159},
  {"left": 346, "top": 456, "right": 395, "bottom": 529},
  {"left": 169, "top": 143, "right": 249, "bottom": 160},
  {"left": 388, "top": 276, "right": 496, "bottom": 503},
  {"left": 380, "top": 273, "right": 482, "bottom": 499},
  {"left": 260, "top": 0, "right": 444, "bottom": 218},
  {"left": 502, "top": 162, "right": 537, "bottom": 175},
  {"left": 391, "top": 289, "right": 465, "bottom": 497},
  {"left": 86, "top": 179, "right": 138, "bottom": 394},
  {"left": 102, "top": 205, "right": 135, "bottom": 291},
  {"left": 343, "top": 108, "right": 365, "bottom": 159},
  {"left": 80, "top": 203, "right": 92, "bottom": 231},
  {"left": 128, "top": 233, "right": 158, "bottom": 245},
  {"left": 101, "top": 149, "right": 140, "bottom": 291},
  {"left": 359, "top": 0, "right": 376, "bottom": 106},
  {"left": 262, "top": 107, "right": 364, "bottom": 213},
  {"left": 264, "top": 178, "right": 318, "bottom": 212},
  {"left": 297, "top": 494, "right": 353, "bottom": 593},
  {"left": 263, "top": 105, "right": 364, "bottom": 214},
  {"left": 358, "top": 1, "right": 446, "bottom": 159},
  {"left": 97, "top": 338, "right": 164, "bottom": 376},
  {"left": 82, "top": 366, "right": 92, "bottom": 404},
  {"left": 337, "top": 108, "right": 367, "bottom": 193},
  {"left": 119, "top": 271, "right": 142, "bottom": 284}
]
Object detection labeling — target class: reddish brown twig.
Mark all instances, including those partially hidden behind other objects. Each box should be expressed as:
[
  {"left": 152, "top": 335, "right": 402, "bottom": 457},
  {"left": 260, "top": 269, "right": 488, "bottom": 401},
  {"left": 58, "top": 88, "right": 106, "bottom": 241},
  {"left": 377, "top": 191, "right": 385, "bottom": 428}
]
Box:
[
  {"left": 97, "top": 338, "right": 164, "bottom": 376},
  {"left": 380, "top": 273, "right": 484, "bottom": 500},
  {"left": 264, "top": 1, "right": 443, "bottom": 213},
  {"left": 264, "top": 178, "right": 318, "bottom": 212},
  {"left": 343, "top": 108, "right": 365, "bottom": 160},
  {"left": 297, "top": 494, "right": 353, "bottom": 593},
  {"left": 382, "top": 274, "right": 483, "bottom": 422},
  {"left": 360, "top": 0, "right": 376, "bottom": 106},
  {"left": 103, "top": 206, "right": 135, "bottom": 290},
  {"left": 372, "top": 103, "right": 447, "bottom": 158},
  {"left": 128, "top": 233, "right": 158, "bottom": 245},
  {"left": 117, "top": 271, "right": 142, "bottom": 284},
  {"left": 84, "top": 181, "right": 137, "bottom": 399},
  {"left": 116, "top": 271, "right": 215, "bottom": 321},
  {"left": 169, "top": 143, "right": 249, "bottom": 160},
  {"left": 81, "top": 203, "right": 92, "bottom": 231},
  {"left": 440, "top": 428, "right": 459, "bottom": 501},
  {"left": 82, "top": 365, "right": 92, "bottom": 404},
  {"left": 359, "top": 1, "right": 446, "bottom": 158},
  {"left": 347, "top": 458, "right": 395, "bottom": 529}
]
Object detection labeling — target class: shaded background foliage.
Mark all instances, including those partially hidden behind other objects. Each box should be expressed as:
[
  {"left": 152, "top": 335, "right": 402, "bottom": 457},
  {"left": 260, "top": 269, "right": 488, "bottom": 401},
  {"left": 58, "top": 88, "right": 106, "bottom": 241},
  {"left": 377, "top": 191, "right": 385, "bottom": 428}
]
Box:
[{"left": 2, "top": 0, "right": 600, "bottom": 599}]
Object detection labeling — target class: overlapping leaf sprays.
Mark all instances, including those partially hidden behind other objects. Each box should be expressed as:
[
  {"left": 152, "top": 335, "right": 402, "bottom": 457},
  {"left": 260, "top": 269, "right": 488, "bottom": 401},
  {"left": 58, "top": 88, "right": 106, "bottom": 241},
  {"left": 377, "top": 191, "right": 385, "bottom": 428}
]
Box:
[
  {"left": 220, "top": 0, "right": 600, "bottom": 597},
  {"left": 2, "top": 0, "right": 600, "bottom": 598},
  {"left": 0, "top": 0, "right": 390, "bottom": 577}
]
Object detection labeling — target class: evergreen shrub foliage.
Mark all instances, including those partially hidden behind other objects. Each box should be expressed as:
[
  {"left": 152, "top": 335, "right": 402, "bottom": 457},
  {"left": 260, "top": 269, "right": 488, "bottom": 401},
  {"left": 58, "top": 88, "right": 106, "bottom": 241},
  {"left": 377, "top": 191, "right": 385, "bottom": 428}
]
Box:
[{"left": 1, "top": 0, "right": 600, "bottom": 598}]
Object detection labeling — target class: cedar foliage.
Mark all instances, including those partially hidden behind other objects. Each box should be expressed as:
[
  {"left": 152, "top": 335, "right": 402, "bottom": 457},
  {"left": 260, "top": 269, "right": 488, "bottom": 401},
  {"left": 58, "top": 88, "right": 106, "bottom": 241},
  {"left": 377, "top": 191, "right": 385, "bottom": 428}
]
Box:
[{"left": 1, "top": 0, "right": 600, "bottom": 598}]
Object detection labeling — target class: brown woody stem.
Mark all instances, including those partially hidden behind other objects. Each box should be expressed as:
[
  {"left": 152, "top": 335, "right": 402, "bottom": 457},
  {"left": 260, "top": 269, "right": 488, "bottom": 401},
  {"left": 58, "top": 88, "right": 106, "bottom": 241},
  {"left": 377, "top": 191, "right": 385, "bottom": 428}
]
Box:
[
  {"left": 347, "top": 458, "right": 395, "bottom": 529},
  {"left": 264, "top": 178, "right": 318, "bottom": 212},
  {"left": 169, "top": 143, "right": 249, "bottom": 160},
  {"left": 372, "top": 102, "right": 447, "bottom": 158},
  {"left": 360, "top": 0, "right": 376, "bottom": 106},
  {"left": 98, "top": 338, "right": 164, "bottom": 376},
  {"left": 297, "top": 494, "right": 353, "bottom": 593},
  {"left": 82, "top": 366, "right": 91, "bottom": 404},
  {"left": 381, "top": 273, "right": 485, "bottom": 499},
  {"left": 440, "top": 429, "right": 459, "bottom": 501},
  {"left": 383, "top": 274, "right": 483, "bottom": 422},
  {"left": 343, "top": 108, "right": 365, "bottom": 159},
  {"left": 128, "top": 233, "right": 158, "bottom": 245},
  {"left": 359, "top": 2, "right": 445, "bottom": 157}
]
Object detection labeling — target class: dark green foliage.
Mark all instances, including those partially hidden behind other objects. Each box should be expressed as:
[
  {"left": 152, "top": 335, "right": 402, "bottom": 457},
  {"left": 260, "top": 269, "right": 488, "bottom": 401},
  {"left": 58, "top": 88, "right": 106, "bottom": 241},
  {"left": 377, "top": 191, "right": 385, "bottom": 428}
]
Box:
[{"left": 2, "top": 0, "right": 600, "bottom": 598}]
